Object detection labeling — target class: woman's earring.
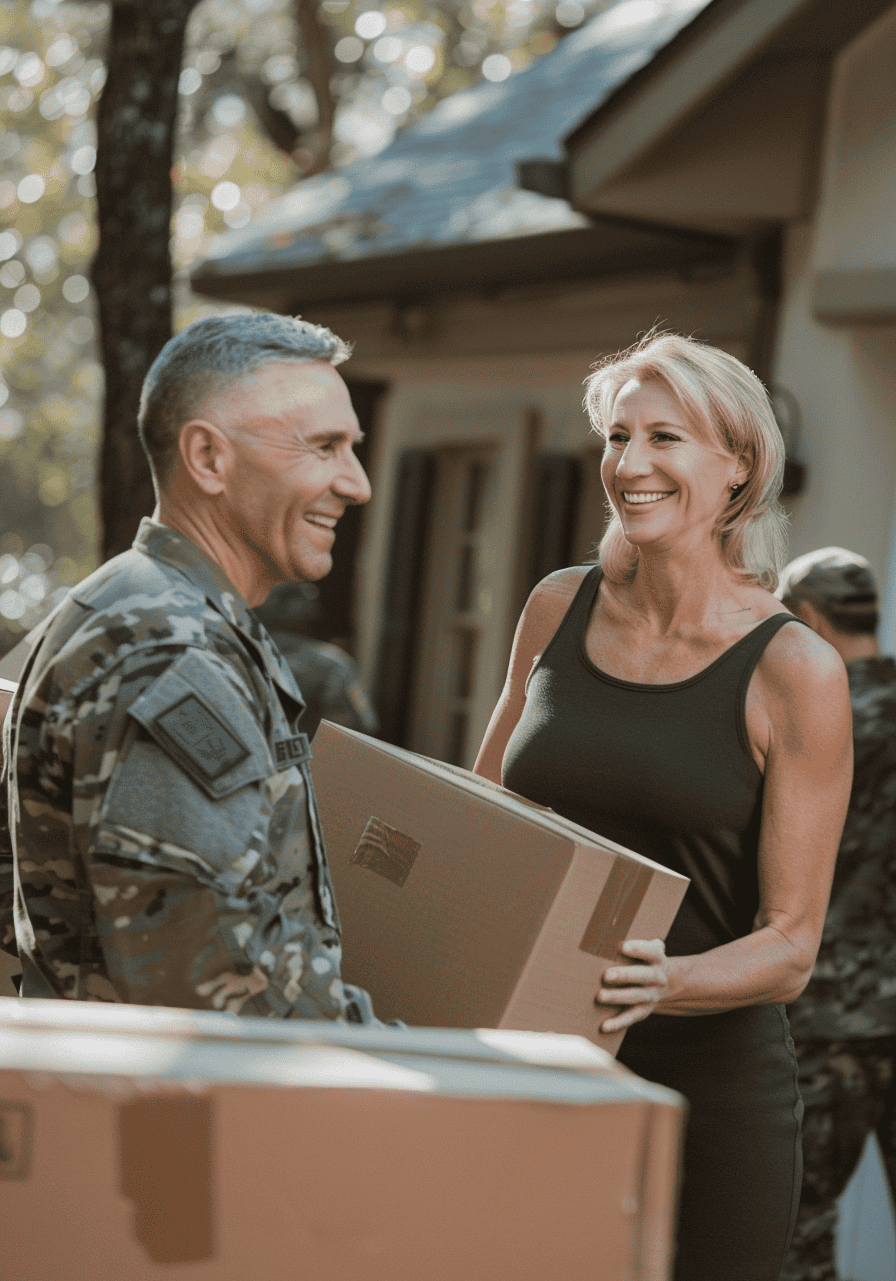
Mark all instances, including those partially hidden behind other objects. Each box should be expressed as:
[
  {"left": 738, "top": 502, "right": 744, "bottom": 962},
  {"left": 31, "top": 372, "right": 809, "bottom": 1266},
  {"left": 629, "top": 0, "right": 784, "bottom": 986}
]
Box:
[{"left": 730, "top": 482, "right": 744, "bottom": 496}]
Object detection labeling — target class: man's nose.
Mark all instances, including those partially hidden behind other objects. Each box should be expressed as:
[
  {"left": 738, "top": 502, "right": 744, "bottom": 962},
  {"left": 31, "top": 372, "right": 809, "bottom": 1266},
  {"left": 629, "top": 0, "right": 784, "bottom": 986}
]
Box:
[{"left": 337, "top": 452, "right": 372, "bottom": 506}]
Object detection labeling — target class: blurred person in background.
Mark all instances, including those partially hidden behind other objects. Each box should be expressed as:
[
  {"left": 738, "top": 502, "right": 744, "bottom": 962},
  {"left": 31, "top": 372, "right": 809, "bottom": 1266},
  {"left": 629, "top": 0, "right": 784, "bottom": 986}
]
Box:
[
  {"left": 777, "top": 548, "right": 896, "bottom": 1281},
  {"left": 1, "top": 311, "right": 383, "bottom": 1024},
  {"left": 251, "top": 583, "right": 378, "bottom": 742},
  {"left": 475, "top": 333, "right": 853, "bottom": 1281}
]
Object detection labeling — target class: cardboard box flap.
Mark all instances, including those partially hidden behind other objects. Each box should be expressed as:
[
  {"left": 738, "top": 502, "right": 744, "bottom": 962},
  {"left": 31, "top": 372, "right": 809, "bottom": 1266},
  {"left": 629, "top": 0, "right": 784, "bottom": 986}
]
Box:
[
  {"left": 0, "top": 998, "right": 615, "bottom": 1076},
  {"left": 0, "top": 998, "right": 681, "bottom": 1108}
]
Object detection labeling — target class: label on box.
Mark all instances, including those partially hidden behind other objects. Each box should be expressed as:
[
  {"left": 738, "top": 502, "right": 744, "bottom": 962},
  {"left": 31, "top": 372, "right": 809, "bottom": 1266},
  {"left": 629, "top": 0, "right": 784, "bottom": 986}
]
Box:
[{"left": 351, "top": 817, "right": 421, "bottom": 888}]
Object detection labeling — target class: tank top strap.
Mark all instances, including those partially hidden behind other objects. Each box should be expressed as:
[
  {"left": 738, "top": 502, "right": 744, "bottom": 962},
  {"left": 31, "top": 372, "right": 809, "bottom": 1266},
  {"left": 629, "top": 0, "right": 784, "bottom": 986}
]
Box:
[
  {"left": 543, "top": 564, "right": 603, "bottom": 658},
  {"left": 526, "top": 565, "right": 601, "bottom": 693},
  {"left": 731, "top": 612, "right": 810, "bottom": 716}
]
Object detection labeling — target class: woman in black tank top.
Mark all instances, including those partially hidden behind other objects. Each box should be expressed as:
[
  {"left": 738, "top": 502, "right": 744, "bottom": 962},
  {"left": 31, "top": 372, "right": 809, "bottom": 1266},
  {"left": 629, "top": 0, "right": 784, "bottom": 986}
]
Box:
[{"left": 475, "top": 334, "right": 853, "bottom": 1281}]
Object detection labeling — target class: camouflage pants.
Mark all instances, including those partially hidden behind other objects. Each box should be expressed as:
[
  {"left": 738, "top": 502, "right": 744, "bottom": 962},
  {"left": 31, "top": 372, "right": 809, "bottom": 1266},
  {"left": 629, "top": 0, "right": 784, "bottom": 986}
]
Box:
[{"left": 779, "top": 1036, "right": 896, "bottom": 1281}]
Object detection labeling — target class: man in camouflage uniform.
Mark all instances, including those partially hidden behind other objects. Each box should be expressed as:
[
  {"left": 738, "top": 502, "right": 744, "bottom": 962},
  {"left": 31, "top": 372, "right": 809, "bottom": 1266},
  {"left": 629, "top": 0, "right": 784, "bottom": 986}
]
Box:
[
  {"left": 777, "top": 548, "right": 896, "bottom": 1281},
  {"left": 0, "top": 312, "right": 380, "bottom": 1022}
]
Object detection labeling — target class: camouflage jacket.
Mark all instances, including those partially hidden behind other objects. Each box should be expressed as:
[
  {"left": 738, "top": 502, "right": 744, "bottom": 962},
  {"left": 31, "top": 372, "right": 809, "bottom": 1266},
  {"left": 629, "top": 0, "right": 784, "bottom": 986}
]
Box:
[
  {"left": 0, "top": 519, "right": 375, "bottom": 1022},
  {"left": 787, "top": 655, "right": 896, "bottom": 1040}
]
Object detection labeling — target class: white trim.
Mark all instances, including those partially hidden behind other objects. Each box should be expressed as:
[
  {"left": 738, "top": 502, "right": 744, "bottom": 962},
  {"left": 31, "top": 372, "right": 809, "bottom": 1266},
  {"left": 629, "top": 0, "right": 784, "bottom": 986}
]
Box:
[{"left": 568, "top": 0, "right": 816, "bottom": 196}]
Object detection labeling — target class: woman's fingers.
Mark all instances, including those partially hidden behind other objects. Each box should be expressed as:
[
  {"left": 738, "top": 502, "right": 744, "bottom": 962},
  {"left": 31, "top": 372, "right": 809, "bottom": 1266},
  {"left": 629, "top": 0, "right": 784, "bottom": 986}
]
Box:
[
  {"left": 597, "top": 984, "right": 661, "bottom": 1005},
  {"left": 596, "top": 938, "right": 670, "bottom": 1023},
  {"left": 618, "top": 937, "right": 666, "bottom": 963},
  {"left": 598, "top": 1003, "right": 656, "bottom": 1033},
  {"left": 602, "top": 963, "right": 666, "bottom": 987}
]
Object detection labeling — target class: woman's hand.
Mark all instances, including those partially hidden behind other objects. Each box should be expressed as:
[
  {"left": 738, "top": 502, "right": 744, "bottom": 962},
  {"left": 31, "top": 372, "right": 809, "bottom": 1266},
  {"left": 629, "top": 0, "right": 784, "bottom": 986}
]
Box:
[{"left": 597, "top": 938, "right": 671, "bottom": 1033}]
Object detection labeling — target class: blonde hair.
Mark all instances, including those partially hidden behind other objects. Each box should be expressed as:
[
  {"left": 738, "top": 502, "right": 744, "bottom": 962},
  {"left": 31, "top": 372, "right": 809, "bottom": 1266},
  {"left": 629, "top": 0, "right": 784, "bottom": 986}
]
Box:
[{"left": 584, "top": 332, "right": 788, "bottom": 590}]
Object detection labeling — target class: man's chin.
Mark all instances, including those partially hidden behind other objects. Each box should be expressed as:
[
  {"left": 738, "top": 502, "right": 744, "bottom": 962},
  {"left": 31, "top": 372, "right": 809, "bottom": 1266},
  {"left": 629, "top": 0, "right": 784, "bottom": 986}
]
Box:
[{"left": 290, "top": 555, "right": 332, "bottom": 584}]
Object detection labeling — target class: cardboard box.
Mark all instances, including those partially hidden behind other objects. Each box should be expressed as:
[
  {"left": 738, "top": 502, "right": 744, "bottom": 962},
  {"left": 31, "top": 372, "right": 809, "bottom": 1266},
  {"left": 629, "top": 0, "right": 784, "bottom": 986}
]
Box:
[
  {"left": 311, "top": 722, "right": 689, "bottom": 1055},
  {"left": 0, "top": 998, "right": 683, "bottom": 1281}
]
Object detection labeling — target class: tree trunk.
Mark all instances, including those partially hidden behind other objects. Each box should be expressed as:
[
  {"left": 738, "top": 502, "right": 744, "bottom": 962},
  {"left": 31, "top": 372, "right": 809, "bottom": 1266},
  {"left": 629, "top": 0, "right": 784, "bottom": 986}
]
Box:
[
  {"left": 91, "top": 0, "right": 201, "bottom": 562},
  {"left": 294, "top": 0, "right": 336, "bottom": 175}
]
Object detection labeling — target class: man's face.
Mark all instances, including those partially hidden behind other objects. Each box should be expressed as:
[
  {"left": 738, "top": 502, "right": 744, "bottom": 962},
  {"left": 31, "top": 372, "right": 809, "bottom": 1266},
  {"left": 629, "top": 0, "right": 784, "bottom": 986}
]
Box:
[{"left": 213, "top": 360, "right": 370, "bottom": 594}]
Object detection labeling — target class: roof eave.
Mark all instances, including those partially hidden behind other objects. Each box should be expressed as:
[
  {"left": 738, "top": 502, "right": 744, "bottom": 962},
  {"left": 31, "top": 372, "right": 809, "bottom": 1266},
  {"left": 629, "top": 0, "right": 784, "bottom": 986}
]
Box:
[
  {"left": 190, "top": 220, "right": 738, "bottom": 312},
  {"left": 563, "top": 0, "right": 895, "bottom": 202}
]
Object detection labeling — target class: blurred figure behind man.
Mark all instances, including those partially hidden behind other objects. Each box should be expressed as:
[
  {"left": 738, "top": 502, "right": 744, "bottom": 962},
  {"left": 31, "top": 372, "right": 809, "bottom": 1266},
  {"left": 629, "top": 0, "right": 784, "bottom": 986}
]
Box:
[
  {"left": 251, "top": 583, "right": 378, "bottom": 742},
  {"left": 778, "top": 547, "right": 896, "bottom": 1281}
]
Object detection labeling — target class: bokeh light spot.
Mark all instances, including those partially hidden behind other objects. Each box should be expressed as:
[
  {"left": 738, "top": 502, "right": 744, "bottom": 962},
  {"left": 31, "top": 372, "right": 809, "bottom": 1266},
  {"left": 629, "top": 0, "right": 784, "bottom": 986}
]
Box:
[
  {"left": 0, "top": 309, "right": 27, "bottom": 338},
  {"left": 0, "top": 230, "right": 22, "bottom": 261},
  {"left": 405, "top": 44, "right": 436, "bottom": 75},
  {"left": 17, "top": 174, "right": 46, "bottom": 204},
  {"left": 211, "top": 95, "right": 246, "bottom": 127},
  {"left": 382, "top": 85, "right": 412, "bottom": 114},
  {"left": 334, "top": 36, "right": 364, "bottom": 63},
  {"left": 179, "top": 67, "right": 202, "bottom": 95},
  {"left": 62, "top": 275, "right": 90, "bottom": 304},
  {"left": 70, "top": 145, "right": 96, "bottom": 175},
  {"left": 373, "top": 36, "right": 403, "bottom": 63},
  {"left": 482, "top": 54, "right": 512, "bottom": 82},
  {"left": 14, "top": 284, "right": 41, "bottom": 313},
  {"left": 211, "top": 181, "right": 241, "bottom": 212},
  {"left": 355, "top": 11, "right": 387, "bottom": 40}
]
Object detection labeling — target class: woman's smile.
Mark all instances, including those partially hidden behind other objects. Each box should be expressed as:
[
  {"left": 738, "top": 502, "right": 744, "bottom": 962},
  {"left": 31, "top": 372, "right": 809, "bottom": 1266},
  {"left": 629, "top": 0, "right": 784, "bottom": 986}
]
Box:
[{"left": 621, "top": 489, "right": 677, "bottom": 506}]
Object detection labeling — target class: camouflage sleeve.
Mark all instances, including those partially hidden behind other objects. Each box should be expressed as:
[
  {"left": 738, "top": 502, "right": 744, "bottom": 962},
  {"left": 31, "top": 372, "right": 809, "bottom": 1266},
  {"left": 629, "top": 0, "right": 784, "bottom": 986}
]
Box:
[{"left": 69, "top": 645, "right": 363, "bottom": 1019}]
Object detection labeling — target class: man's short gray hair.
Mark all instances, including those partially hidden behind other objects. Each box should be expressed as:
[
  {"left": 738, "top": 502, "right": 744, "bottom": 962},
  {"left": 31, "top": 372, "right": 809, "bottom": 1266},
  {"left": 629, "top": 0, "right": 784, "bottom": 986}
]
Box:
[{"left": 138, "top": 312, "right": 352, "bottom": 487}]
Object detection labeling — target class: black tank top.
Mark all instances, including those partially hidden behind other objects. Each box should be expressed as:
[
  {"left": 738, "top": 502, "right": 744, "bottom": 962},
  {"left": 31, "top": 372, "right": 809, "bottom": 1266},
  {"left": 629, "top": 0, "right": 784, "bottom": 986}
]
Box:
[{"left": 502, "top": 565, "right": 805, "bottom": 956}]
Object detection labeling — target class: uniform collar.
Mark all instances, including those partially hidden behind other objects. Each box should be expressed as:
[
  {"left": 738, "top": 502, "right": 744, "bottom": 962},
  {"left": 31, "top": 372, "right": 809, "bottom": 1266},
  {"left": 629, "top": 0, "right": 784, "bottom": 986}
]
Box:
[{"left": 133, "top": 518, "right": 305, "bottom": 709}]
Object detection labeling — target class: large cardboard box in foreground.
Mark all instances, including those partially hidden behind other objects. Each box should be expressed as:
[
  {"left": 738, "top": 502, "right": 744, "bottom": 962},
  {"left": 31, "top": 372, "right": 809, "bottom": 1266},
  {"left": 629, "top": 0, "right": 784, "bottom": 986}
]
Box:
[
  {"left": 312, "top": 722, "right": 689, "bottom": 1055},
  {"left": 0, "top": 998, "right": 684, "bottom": 1281}
]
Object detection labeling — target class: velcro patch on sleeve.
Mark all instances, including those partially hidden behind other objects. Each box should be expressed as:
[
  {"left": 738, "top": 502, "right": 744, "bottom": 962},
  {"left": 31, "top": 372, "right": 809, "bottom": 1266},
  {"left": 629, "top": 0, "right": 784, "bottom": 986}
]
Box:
[
  {"left": 154, "top": 695, "right": 250, "bottom": 780},
  {"left": 128, "top": 650, "right": 271, "bottom": 799}
]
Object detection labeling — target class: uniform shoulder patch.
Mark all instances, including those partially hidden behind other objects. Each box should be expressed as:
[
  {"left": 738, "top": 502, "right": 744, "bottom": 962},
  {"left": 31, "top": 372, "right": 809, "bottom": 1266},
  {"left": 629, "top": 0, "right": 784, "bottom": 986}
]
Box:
[
  {"left": 128, "top": 649, "right": 270, "bottom": 798},
  {"left": 154, "top": 694, "right": 250, "bottom": 780}
]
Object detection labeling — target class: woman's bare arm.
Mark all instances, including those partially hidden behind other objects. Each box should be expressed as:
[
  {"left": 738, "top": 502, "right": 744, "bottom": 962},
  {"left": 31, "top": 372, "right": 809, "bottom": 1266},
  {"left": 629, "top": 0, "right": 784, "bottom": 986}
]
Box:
[
  {"left": 599, "top": 623, "right": 853, "bottom": 1030},
  {"left": 473, "top": 569, "right": 586, "bottom": 784}
]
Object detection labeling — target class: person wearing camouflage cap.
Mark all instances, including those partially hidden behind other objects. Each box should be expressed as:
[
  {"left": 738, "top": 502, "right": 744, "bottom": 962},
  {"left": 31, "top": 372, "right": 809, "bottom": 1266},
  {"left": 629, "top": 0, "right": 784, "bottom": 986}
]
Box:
[
  {"left": 777, "top": 548, "right": 896, "bottom": 1281},
  {"left": 0, "top": 312, "right": 380, "bottom": 1022}
]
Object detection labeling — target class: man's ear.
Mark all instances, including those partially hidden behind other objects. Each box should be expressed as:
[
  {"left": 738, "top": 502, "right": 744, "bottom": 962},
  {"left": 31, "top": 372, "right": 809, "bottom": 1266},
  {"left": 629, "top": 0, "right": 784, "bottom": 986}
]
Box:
[{"left": 178, "top": 420, "right": 232, "bottom": 496}]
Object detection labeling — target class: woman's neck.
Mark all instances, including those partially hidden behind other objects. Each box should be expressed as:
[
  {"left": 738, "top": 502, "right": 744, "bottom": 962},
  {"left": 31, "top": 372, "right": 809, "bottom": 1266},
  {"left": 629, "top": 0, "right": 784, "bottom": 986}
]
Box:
[{"left": 622, "top": 546, "right": 754, "bottom": 636}]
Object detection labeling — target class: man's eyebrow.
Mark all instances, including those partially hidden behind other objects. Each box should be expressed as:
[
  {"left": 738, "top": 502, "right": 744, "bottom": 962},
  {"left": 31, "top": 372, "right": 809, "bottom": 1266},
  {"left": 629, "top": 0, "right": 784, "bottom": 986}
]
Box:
[{"left": 305, "top": 427, "right": 366, "bottom": 443}]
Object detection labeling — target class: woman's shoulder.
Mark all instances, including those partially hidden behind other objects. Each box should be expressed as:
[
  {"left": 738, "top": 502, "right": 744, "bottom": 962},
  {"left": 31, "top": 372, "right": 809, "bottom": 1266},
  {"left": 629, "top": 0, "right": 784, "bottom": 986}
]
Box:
[
  {"left": 514, "top": 565, "right": 596, "bottom": 658},
  {"left": 754, "top": 605, "right": 849, "bottom": 707},
  {"left": 525, "top": 565, "right": 594, "bottom": 621}
]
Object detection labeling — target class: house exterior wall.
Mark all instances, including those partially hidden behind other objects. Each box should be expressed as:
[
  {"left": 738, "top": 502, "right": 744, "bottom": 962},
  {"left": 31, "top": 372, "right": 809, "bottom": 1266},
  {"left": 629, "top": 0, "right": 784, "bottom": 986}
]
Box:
[{"left": 773, "top": 3, "right": 896, "bottom": 653}]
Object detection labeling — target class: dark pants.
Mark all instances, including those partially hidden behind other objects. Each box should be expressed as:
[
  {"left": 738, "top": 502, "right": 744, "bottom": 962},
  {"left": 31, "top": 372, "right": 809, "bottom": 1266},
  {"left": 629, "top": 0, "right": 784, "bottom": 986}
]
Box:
[
  {"left": 780, "top": 1035, "right": 896, "bottom": 1281},
  {"left": 618, "top": 1004, "right": 803, "bottom": 1281}
]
